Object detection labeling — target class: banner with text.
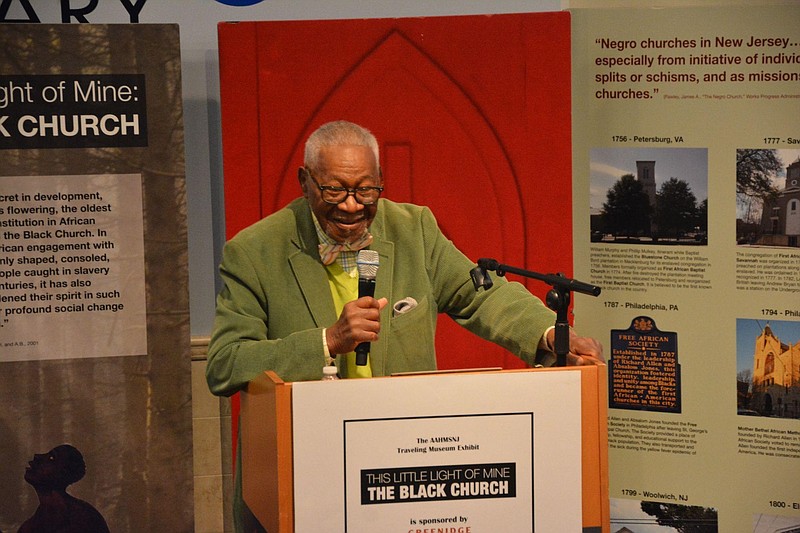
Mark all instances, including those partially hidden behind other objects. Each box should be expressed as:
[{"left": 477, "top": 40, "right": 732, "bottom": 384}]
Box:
[
  {"left": 0, "top": 24, "right": 191, "bottom": 533},
  {"left": 571, "top": 5, "right": 800, "bottom": 532}
]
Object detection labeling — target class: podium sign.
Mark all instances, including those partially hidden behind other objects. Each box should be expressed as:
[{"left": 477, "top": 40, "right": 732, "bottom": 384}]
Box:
[
  {"left": 292, "top": 370, "right": 582, "bottom": 532},
  {"left": 242, "top": 367, "right": 609, "bottom": 532},
  {"left": 346, "top": 414, "right": 530, "bottom": 519}
]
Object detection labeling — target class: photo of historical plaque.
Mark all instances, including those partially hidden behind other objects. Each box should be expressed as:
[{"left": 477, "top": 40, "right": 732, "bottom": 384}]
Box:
[
  {"left": 590, "top": 147, "right": 708, "bottom": 245},
  {"left": 609, "top": 316, "right": 681, "bottom": 413}
]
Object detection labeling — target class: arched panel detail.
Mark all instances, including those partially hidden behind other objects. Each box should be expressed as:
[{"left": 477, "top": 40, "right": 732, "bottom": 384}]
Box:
[
  {"left": 221, "top": 13, "right": 573, "bottom": 370},
  {"left": 265, "top": 30, "right": 527, "bottom": 368},
  {"left": 270, "top": 30, "right": 526, "bottom": 268}
]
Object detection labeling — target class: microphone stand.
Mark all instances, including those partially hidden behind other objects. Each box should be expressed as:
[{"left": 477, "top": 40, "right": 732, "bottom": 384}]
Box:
[{"left": 470, "top": 258, "right": 601, "bottom": 367}]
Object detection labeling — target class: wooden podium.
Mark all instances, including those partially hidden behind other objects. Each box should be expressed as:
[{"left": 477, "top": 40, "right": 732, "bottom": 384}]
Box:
[{"left": 242, "top": 366, "right": 609, "bottom": 532}]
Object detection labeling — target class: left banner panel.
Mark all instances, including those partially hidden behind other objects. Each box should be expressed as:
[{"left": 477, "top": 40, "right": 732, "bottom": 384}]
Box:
[{"left": 0, "top": 24, "right": 191, "bottom": 532}]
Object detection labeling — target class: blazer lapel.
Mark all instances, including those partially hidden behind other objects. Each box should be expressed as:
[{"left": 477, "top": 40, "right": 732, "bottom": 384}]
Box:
[
  {"left": 286, "top": 198, "right": 396, "bottom": 375},
  {"left": 288, "top": 200, "right": 337, "bottom": 328}
]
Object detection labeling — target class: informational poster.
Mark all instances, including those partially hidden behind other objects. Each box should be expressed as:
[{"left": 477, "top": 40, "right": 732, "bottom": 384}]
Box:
[
  {"left": 571, "top": 5, "right": 800, "bottom": 532},
  {"left": 291, "top": 370, "right": 582, "bottom": 533},
  {"left": 0, "top": 25, "right": 191, "bottom": 533},
  {"left": 1, "top": 173, "right": 146, "bottom": 361}
]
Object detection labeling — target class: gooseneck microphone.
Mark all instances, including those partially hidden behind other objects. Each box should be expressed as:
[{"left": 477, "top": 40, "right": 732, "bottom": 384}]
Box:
[
  {"left": 355, "top": 249, "right": 380, "bottom": 366},
  {"left": 469, "top": 258, "right": 497, "bottom": 291}
]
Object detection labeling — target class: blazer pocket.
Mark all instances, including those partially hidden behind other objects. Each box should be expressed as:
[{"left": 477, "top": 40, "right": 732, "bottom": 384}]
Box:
[
  {"left": 390, "top": 295, "right": 427, "bottom": 328},
  {"left": 386, "top": 295, "right": 436, "bottom": 372}
]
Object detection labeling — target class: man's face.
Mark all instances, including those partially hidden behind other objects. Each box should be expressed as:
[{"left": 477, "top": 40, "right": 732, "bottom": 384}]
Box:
[
  {"left": 301, "top": 144, "right": 381, "bottom": 243},
  {"left": 24, "top": 447, "right": 71, "bottom": 489}
]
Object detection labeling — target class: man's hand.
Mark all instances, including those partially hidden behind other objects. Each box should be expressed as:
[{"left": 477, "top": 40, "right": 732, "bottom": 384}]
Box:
[
  {"left": 546, "top": 328, "right": 605, "bottom": 366},
  {"left": 566, "top": 335, "right": 604, "bottom": 366},
  {"left": 326, "top": 297, "right": 388, "bottom": 355}
]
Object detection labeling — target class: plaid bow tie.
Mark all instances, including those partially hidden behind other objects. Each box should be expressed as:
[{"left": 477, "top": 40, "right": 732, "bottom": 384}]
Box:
[{"left": 318, "top": 233, "right": 373, "bottom": 265}]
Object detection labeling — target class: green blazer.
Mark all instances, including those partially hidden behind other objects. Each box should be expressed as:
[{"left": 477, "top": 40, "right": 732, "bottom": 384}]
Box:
[{"left": 207, "top": 197, "right": 555, "bottom": 395}]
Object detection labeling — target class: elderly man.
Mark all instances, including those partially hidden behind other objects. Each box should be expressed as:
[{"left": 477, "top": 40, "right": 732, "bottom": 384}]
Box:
[{"left": 207, "top": 120, "right": 602, "bottom": 531}]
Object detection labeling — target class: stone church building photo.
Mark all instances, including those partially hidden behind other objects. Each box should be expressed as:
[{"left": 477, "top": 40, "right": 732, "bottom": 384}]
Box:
[
  {"left": 751, "top": 324, "right": 800, "bottom": 418},
  {"left": 759, "top": 157, "right": 800, "bottom": 248}
]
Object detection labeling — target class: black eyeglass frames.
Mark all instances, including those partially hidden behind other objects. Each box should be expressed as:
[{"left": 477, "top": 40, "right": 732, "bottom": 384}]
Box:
[{"left": 303, "top": 168, "right": 383, "bottom": 205}]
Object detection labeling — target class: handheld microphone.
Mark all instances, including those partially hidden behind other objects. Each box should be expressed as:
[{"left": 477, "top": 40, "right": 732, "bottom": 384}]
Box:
[{"left": 355, "top": 249, "right": 379, "bottom": 366}]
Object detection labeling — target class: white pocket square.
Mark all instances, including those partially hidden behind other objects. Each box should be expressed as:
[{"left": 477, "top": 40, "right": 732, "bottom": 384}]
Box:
[{"left": 392, "top": 297, "right": 418, "bottom": 317}]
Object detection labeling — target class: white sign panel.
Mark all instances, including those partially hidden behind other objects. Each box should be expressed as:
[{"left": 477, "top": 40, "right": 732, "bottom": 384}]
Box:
[
  {"left": 292, "top": 370, "right": 582, "bottom": 532},
  {"left": 345, "top": 413, "right": 533, "bottom": 530},
  {"left": 0, "top": 173, "right": 147, "bottom": 361}
]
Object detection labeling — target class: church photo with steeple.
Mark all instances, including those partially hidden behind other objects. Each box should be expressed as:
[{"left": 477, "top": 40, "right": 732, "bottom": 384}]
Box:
[
  {"left": 737, "top": 318, "right": 800, "bottom": 419},
  {"left": 759, "top": 156, "right": 800, "bottom": 248},
  {"left": 737, "top": 148, "right": 800, "bottom": 248},
  {"left": 590, "top": 148, "right": 708, "bottom": 245}
]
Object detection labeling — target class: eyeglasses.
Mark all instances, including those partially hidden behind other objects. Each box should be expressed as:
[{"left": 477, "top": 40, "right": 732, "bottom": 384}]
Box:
[{"left": 303, "top": 168, "right": 384, "bottom": 205}]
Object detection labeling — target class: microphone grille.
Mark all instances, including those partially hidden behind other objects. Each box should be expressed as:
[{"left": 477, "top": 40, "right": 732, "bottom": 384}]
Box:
[{"left": 356, "top": 250, "right": 379, "bottom": 279}]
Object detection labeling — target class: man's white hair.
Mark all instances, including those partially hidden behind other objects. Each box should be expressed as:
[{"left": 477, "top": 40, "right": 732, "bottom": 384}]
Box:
[{"left": 304, "top": 120, "right": 380, "bottom": 172}]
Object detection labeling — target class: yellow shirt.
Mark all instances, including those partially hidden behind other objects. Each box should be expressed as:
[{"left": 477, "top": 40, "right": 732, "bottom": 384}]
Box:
[{"left": 325, "top": 262, "right": 372, "bottom": 378}]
